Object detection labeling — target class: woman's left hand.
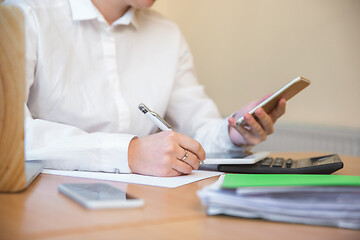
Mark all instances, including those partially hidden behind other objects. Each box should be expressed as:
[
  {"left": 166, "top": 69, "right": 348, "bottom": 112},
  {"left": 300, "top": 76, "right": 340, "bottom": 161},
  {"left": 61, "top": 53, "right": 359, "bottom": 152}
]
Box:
[{"left": 228, "top": 97, "right": 286, "bottom": 146}]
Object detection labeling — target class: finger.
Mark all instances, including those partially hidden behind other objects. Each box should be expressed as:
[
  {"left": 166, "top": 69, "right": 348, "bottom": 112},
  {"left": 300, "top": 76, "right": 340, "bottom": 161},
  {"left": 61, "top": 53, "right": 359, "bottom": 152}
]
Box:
[
  {"left": 172, "top": 159, "right": 193, "bottom": 175},
  {"left": 254, "top": 108, "right": 274, "bottom": 135},
  {"left": 174, "top": 146, "right": 200, "bottom": 169},
  {"left": 229, "top": 117, "right": 250, "bottom": 137},
  {"left": 180, "top": 150, "right": 200, "bottom": 170},
  {"left": 176, "top": 134, "right": 206, "bottom": 162},
  {"left": 175, "top": 146, "right": 189, "bottom": 161},
  {"left": 228, "top": 116, "right": 236, "bottom": 126},
  {"left": 243, "top": 113, "right": 267, "bottom": 142},
  {"left": 270, "top": 98, "right": 286, "bottom": 123},
  {"left": 228, "top": 115, "right": 255, "bottom": 144}
]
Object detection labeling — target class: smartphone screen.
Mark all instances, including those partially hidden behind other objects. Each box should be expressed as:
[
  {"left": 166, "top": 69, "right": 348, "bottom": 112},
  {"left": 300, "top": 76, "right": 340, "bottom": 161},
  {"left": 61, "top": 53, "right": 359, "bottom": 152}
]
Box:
[
  {"left": 236, "top": 76, "right": 310, "bottom": 127},
  {"left": 58, "top": 183, "right": 144, "bottom": 209}
]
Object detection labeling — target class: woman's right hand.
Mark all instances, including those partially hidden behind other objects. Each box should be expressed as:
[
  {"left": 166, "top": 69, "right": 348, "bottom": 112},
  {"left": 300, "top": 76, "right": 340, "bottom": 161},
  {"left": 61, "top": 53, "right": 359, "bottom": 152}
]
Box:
[{"left": 128, "top": 131, "right": 206, "bottom": 177}]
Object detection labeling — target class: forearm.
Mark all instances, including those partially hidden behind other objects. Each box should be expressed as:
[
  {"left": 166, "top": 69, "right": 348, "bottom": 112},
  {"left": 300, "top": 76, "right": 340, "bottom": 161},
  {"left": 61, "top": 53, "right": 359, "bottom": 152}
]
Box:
[
  {"left": 193, "top": 117, "right": 252, "bottom": 155},
  {"left": 26, "top": 114, "right": 135, "bottom": 173}
]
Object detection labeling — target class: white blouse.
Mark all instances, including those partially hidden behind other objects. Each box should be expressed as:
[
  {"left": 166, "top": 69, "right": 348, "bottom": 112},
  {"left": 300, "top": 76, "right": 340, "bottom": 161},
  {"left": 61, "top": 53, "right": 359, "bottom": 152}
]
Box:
[{"left": 5, "top": 0, "right": 242, "bottom": 173}]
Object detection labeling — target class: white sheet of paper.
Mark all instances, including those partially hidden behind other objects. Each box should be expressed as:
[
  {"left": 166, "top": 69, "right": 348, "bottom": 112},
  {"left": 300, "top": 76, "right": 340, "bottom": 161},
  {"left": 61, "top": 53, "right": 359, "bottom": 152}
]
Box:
[{"left": 42, "top": 169, "right": 223, "bottom": 188}]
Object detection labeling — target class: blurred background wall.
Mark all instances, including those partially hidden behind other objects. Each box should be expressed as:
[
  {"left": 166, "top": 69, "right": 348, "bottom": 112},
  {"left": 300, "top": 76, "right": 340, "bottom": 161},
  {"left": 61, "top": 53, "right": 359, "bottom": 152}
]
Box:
[{"left": 153, "top": 0, "right": 360, "bottom": 155}]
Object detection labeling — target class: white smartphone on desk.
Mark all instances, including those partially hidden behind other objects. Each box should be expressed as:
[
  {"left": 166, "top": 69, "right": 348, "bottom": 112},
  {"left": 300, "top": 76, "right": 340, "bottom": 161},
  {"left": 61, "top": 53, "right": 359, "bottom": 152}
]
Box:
[
  {"left": 58, "top": 183, "right": 144, "bottom": 209},
  {"left": 204, "top": 151, "right": 270, "bottom": 165},
  {"left": 236, "top": 76, "right": 311, "bottom": 127}
]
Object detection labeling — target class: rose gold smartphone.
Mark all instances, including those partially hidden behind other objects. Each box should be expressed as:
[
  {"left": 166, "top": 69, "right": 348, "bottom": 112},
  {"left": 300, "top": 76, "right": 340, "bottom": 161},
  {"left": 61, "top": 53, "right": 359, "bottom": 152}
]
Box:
[{"left": 236, "top": 76, "right": 311, "bottom": 127}]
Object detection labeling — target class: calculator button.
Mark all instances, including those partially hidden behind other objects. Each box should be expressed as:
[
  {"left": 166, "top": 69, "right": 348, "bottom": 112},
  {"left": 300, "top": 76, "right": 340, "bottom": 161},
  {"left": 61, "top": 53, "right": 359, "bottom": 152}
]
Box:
[
  {"left": 285, "top": 159, "right": 293, "bottom": 168},
  {"left": 260, "top": 158, "right": 273, "bottom": 167},
  {"left": 272, "top": 158, "right": 284, "bottom": 167}
]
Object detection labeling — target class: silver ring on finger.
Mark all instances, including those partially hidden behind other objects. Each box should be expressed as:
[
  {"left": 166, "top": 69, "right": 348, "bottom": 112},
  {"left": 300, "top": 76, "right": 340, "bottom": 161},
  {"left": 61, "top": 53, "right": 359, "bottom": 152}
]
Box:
[{"left": 178, "top": 150, "right": 189, "bottom": 161}]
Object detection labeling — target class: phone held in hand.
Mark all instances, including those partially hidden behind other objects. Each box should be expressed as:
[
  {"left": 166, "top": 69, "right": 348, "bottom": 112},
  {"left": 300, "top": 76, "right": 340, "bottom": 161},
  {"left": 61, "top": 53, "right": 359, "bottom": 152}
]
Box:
[
  {"left": 236, "top": 76, "right": 311, "bottom": 127},
  {"left": 58, "top": 183, "right": 144, "bottom": 209}
]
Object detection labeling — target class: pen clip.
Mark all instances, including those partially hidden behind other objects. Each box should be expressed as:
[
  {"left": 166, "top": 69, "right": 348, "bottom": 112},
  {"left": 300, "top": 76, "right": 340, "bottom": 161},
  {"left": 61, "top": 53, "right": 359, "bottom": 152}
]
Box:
[
  {"left": 151, "top": 112, "right": 172, "bottom": 129},
  {"left": 138, "top": 103, "right": 172, "bottom": 130}
]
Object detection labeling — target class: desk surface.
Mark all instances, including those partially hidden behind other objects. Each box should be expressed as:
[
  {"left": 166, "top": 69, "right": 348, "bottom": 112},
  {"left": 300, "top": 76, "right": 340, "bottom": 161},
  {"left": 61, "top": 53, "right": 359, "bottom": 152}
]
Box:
[{"left": 1, "top": 153, "right": 359, "bottom": 240}]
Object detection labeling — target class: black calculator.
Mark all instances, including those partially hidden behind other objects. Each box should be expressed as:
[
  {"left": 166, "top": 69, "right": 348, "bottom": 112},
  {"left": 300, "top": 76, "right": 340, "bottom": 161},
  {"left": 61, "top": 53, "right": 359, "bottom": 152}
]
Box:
[{"left": 199, "top": 154, "right": 343, "bottom": 174}]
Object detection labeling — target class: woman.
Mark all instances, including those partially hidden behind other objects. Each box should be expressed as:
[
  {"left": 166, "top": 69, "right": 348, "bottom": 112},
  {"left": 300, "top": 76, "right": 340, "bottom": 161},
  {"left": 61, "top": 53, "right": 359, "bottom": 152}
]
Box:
[{"left": 4, "top": 0, "right": 286, "bottom": 176}]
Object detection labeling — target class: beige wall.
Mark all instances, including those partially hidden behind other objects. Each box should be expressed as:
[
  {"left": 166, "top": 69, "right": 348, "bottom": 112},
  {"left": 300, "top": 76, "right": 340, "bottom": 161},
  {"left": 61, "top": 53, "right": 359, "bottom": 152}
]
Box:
[{"left": 153, "top": 0, "right": 360, "bottom": 129}]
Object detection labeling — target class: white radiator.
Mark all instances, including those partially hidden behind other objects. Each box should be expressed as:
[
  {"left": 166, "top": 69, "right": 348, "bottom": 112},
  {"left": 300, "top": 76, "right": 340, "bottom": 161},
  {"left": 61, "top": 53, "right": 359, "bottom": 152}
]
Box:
[{"left": 252, "top": 123, "right": 360, "bottom": 156}]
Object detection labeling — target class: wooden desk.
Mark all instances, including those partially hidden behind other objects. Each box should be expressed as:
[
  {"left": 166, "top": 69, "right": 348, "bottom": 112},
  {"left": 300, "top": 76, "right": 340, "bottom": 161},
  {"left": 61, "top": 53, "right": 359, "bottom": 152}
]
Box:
[{"left": 0, "top": 153, "right": 359, "bottom": 240}]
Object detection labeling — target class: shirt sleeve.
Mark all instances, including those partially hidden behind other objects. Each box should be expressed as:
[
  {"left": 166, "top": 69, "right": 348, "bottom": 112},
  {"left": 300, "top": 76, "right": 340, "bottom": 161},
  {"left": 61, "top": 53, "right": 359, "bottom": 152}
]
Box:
[
  {"left": 165, "top": 33, "right": 250, "bottom": 154},
  {"left": 25, "top": 108, "right": 135, "bottom": 173},
  {"left": 8, "top": 1, "right": 135, "bottom": 173}
]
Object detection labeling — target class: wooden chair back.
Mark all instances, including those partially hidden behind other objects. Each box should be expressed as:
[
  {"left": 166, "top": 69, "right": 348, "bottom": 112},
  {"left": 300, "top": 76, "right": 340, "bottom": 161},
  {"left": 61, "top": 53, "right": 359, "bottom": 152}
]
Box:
[{"left": 0, "top": 5, "right": 27, "bottom": 192}]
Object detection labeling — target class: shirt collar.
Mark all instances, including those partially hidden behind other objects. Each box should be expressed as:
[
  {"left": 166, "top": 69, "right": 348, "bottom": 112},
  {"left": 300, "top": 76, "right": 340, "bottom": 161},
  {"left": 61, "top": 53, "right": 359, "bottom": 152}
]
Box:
[
  {"left": 69, "top": 0, "right": 138, "bottom": 28},
  {"left": 112, "top": 8, "right": 138, "bottom": 28}
]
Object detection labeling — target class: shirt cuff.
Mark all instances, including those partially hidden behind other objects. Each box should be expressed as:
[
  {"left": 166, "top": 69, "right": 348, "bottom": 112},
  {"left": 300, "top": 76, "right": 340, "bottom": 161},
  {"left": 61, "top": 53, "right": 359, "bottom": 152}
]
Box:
[{"left": 100, "top": 133, "right": 136, "bottom": 173}]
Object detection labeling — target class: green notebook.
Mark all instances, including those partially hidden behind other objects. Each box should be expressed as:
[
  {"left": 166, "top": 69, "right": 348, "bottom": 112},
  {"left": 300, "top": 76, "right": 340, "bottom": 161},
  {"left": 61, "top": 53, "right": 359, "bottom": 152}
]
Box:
[{"left": 222, "top": 174, "right": 360, "bottom": 189}]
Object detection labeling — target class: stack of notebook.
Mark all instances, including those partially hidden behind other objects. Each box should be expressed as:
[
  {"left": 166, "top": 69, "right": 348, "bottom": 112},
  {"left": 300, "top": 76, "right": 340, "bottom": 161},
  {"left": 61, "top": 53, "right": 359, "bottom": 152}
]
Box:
[{"left": 197, "top": 174, "right": 360, "bottom": 230}]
